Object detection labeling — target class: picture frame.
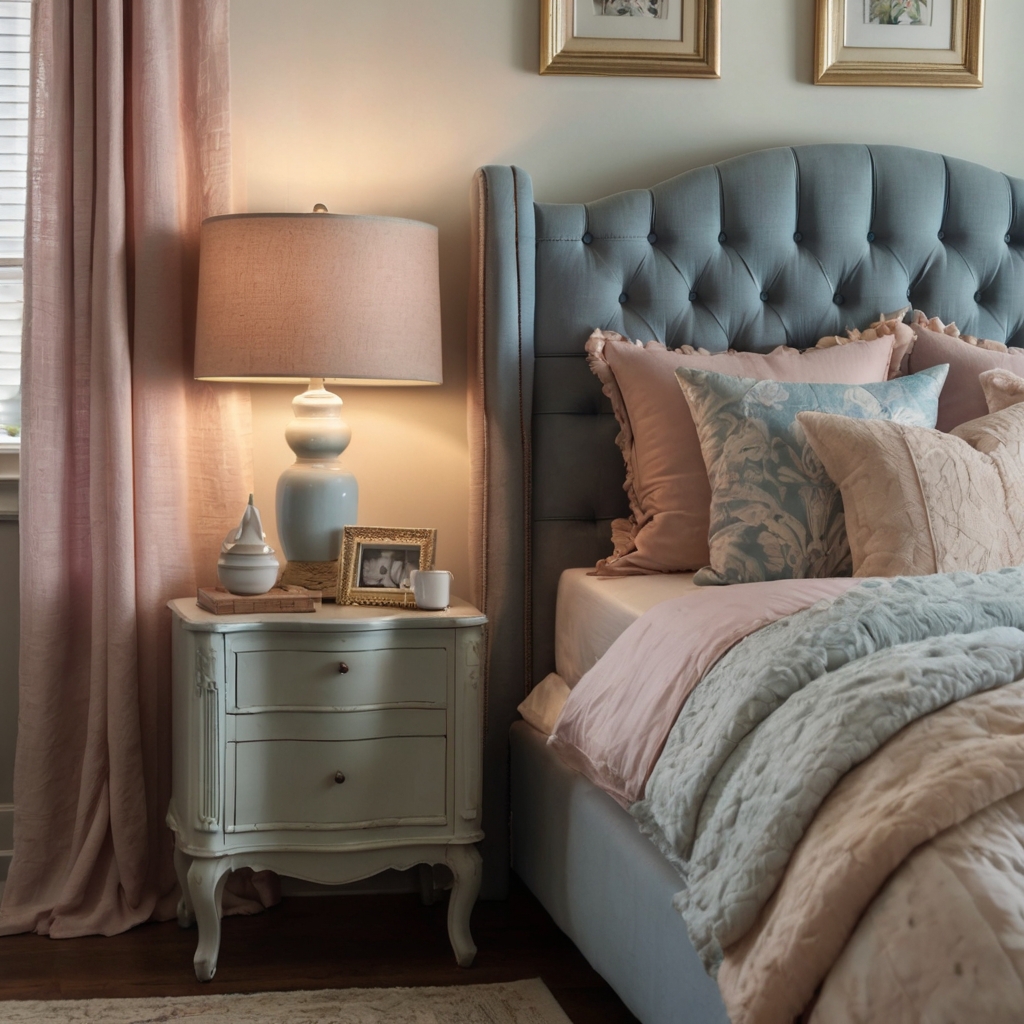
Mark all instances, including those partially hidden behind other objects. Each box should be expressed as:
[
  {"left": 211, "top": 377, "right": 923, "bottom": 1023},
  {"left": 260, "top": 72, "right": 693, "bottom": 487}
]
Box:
[
  {"left": 336, "top": 526, "right": 437, "bottom": 608},
  {"left": 815, "top": 0, "right": 984, "bottom": 87},
  {"left": 540, "top": 0, "right": 719, "bottom": 78}
]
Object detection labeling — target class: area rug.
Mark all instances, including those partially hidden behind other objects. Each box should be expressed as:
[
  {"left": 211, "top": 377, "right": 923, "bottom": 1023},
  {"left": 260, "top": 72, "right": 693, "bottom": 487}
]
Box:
[{"left": 0, "top": 978, "right": 573, "bottom": 1023}]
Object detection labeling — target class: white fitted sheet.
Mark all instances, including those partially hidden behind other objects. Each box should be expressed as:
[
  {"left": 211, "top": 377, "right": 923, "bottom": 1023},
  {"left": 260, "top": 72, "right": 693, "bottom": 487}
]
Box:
[{"left": 554, "top": 568, "right": 699, "bottom": 687}]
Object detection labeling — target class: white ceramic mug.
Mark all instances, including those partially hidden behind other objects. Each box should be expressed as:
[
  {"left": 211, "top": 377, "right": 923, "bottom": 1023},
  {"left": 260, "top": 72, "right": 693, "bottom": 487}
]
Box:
[{"left": 409, "top": 569, "right": 453, "bottom": 611}]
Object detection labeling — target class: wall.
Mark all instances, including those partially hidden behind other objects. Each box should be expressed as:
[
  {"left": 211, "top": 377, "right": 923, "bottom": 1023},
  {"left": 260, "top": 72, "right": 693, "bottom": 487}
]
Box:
[{"left": 230, "top": 0, "right": 1024, "bottom": 596}]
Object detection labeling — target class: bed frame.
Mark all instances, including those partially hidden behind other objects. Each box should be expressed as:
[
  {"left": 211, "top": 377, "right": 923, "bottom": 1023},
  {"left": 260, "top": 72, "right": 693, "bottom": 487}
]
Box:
[{"left": 468, "top": 145, "right": 1024, "bottom": 1021}]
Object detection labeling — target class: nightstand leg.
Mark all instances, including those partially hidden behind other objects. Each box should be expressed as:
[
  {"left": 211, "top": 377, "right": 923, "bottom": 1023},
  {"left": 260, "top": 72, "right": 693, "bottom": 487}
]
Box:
[
  {"left": 445, "top": 843, "right": 482, "bottom": 967},
  {"left": 173, "top": 846, "right": 195, "bottom": 928},
  {"left": 187, "top": 858, "right": 232, "bottom": 982}
]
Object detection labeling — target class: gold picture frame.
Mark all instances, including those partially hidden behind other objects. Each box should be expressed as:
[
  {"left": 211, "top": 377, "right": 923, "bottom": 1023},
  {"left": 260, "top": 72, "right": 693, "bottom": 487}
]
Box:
[
  {"left": 540, "top": 0, "right": 719, "bottom": 78},
  {"left": 337, "top": 526, "right": 437, "bottom": 607},
  {"left": 815, "top": 0, "right": 984, "bottom": 87}
]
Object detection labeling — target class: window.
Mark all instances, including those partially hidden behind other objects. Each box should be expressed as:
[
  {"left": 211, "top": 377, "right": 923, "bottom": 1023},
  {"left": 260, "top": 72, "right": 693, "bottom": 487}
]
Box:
[{"left": 0, "top": 1, "right": 28, "bottom": 446}]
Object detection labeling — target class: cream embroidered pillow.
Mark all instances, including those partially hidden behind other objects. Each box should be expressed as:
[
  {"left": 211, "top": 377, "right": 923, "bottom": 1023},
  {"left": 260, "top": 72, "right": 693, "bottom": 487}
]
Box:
[{"left": 797, "top": 403, "right": 1024, "bottom": 578}]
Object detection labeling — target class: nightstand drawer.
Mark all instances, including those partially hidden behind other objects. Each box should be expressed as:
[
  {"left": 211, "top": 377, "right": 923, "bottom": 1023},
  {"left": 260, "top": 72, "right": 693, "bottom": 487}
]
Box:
[
  {"left": 232, "top": 736, "right": 447, "bottom": 831},
  {"left": 234, "top": 646, "right": 447, "bottom": 711}
]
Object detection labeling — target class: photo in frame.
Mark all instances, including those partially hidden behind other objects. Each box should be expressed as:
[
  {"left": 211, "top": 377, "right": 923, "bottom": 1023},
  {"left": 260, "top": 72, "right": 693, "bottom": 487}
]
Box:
[
  {"left": 815, "top": 0, "right": 983, "bottom": 86},
  {"left": 540, "top": 0, "right": 719, "bottom": 77},
  {"left": 337, "top": 526, "right": 437, "bottom": 607}
]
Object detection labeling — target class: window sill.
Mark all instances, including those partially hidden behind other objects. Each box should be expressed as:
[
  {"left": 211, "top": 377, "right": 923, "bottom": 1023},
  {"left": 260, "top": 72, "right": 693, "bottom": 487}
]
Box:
[{"left": 0, "top": 448, "right": 18, "bottom": 519}]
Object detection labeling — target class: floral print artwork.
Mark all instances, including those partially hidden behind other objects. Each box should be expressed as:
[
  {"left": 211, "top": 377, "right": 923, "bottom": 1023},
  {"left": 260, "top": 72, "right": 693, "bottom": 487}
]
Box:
[
  {"left": 594, "top": 0, "right": 665, "bottom": 17},
  {"left": 675, "top": 365, "right": 947, "bottom": 586},
  {"left": 865, "top": 0, "right": 931, "bottom": 26}
]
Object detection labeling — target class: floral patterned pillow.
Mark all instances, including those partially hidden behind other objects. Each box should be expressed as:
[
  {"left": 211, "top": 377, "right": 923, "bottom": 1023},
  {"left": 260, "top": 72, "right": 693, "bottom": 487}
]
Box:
[{"left": 675, "top": 365, "right": 948, "bottom": 585}]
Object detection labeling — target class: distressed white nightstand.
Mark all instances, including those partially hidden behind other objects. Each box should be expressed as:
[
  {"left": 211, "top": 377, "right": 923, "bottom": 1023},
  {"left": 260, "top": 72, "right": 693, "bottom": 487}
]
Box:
[{"left": 166, "top": 597, "right": 486, "bottom": 981}]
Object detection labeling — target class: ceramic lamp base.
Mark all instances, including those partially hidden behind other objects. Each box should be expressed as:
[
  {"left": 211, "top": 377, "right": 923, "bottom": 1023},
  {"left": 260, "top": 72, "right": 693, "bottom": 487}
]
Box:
[{"left": 275, "top": 379, "right": 359, "bottom": 566}]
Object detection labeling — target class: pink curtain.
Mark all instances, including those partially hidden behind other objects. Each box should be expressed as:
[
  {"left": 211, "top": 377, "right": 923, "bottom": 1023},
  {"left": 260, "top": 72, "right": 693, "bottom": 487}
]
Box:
[{"left": 0, "top": 0, "right": 254, "bottom": 936}]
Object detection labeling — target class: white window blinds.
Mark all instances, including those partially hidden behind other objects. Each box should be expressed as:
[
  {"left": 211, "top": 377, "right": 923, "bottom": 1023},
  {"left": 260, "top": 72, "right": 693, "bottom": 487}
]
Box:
[{"left": 0, "top": 0, "right": 28, "bottom": 438}]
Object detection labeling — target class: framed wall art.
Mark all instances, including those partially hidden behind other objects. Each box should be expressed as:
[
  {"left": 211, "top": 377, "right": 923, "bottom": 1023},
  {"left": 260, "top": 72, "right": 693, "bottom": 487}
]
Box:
[
  {"left": 815, "top": 0, "right": 984, "bottom": 87},
  {"left": 540, "top": 0, "right": 719, "bottom": 78},
  {"left": 337, "top": 526, "right": 437, "bottom": 607}
]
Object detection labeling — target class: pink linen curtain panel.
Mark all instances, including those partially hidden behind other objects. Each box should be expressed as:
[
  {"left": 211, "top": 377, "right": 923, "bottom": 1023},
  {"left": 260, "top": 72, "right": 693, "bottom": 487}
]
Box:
[{"left": 0, "top": 0, "right": 254, "bottom": 936}]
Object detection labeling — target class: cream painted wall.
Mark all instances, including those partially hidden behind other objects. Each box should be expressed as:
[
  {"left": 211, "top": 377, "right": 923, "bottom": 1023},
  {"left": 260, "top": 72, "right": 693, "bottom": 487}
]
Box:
[{"left": 230, "top": 0, "right": 1024, "bottom": 598}]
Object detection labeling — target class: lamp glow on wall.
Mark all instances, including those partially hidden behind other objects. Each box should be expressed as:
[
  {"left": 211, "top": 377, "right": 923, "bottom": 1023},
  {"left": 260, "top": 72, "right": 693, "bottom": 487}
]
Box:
[{"left": 194, "top": 210, "right": 443, "bottom": 591}]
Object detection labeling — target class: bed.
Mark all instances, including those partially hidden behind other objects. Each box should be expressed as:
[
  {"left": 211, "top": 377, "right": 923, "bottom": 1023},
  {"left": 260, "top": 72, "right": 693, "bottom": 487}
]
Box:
[{"left": 467, "top": 145, "right": 1024, "bottom": 1024}]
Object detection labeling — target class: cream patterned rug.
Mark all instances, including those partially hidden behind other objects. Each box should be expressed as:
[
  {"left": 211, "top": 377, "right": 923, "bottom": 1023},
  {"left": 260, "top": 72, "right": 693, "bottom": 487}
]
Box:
[{"left": 0, "top": 978, "right": 573, "bottom": 1023}]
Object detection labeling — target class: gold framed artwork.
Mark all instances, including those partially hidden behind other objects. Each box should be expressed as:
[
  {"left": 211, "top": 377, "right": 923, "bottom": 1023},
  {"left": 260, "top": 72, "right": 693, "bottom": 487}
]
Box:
[
  {"left": 337, "top": 526, "right": 437, "bottom": 607},
  {"left": 815, "top": 0, "right": 984, "bottom": 87},
  {"left": 540, "top": 0, "right": 719, "bottom": 78}
]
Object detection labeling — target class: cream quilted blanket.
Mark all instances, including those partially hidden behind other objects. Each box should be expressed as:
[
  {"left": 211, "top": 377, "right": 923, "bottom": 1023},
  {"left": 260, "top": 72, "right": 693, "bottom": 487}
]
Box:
[{"left": 718, "top": 680, "right": 1024, "bottom": 1024}]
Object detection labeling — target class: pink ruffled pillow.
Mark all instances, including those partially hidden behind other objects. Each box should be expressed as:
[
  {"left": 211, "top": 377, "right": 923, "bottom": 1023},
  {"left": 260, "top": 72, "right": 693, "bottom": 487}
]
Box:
[
  {"left": 981, "top": 368, "right": 1024, "bottom": 413},
  {"left": 906, "top": 311, "right": 1024, "bottom": 430},
  {"left": 586, "top": 329, "right": 896, "bottom": 575},
  {"left": 813, "top": 306, "right": 916, "bottom": 377}
]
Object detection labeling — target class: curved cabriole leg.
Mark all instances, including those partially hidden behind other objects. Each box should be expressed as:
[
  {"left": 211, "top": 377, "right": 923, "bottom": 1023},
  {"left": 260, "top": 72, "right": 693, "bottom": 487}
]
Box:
[
  {"left": 187, "top": 858, "right": 232, "bottom": 981},
  {"left": 445, "top": 843, "right": 482, "bottom": 967},
  {"left": 173, "top": 846, "right": 196, "bottom": 928}
]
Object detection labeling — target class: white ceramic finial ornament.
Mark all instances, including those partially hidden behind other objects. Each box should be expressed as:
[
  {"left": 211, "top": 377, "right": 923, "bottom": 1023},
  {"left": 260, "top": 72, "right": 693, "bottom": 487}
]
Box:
[{"left": 217, "top": 495, "right": 280, "bottom": 595}]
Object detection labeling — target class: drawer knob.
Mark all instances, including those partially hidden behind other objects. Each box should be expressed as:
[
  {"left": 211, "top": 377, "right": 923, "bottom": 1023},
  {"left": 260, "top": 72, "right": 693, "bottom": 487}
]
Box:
[
  {"left": 338, "top": 662, "right": 349, "bottom": 674},
  {"left": 334, "top": 771, "right": 346, "bottom": 784}
]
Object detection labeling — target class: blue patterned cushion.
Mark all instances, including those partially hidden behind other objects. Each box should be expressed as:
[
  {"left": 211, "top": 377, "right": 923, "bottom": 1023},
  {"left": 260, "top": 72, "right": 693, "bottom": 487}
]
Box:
[{"left": 675, "top": 365, "right": 948, "bottom": 585}]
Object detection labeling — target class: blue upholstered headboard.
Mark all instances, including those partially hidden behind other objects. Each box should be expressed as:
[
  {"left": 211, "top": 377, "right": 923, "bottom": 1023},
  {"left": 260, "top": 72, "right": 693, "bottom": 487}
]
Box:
[{"left": 468, "top": 144, "right": 1024, "bottom": 896}]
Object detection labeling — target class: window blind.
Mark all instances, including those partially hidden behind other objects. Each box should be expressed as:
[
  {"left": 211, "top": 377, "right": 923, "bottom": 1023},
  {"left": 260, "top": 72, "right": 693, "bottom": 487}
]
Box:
[{"left": 0, "top": 0, "right": 28, "bottom": 435}]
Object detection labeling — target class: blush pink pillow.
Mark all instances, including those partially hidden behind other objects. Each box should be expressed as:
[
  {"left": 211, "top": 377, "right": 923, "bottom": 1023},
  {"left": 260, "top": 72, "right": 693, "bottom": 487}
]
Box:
[
  {"left": 814, "top": 306, "right": 916, "bottom": 377},
  {"left": 980, "top": 368, "right": 1024, "bottom": 413},
  {"left": 585, "top": 330, "right": 896, "bottom": 575},
  {"left": 906, "top": 314, "right": 1024, "bottom": 431}
]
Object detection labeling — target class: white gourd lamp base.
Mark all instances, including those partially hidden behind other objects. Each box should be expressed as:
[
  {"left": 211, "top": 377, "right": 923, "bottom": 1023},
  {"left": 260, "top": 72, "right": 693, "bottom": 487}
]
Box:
[{"left": 276, "top": 377, "right": 358, "bottom": 596}]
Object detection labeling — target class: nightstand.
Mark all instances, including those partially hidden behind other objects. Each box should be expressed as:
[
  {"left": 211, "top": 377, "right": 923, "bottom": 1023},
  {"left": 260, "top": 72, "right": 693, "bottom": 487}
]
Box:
[{"left": 166, "top": 597, "right": 486, "bottom": 981}]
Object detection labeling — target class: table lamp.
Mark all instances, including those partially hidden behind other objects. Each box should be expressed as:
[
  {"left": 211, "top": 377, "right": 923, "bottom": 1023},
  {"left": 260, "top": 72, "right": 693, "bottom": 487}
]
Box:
[{"left": 194, "top": 209, "right": 442, "bottom": 593}]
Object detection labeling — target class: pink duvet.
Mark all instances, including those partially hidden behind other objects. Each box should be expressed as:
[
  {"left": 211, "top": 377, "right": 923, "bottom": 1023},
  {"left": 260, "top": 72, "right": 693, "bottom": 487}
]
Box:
[{"left": 548, "top": 577, "right": 858, "bottom": 807}]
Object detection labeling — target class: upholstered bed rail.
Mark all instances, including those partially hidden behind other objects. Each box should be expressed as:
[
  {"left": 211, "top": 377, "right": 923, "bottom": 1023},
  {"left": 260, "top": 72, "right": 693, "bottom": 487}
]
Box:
[{"left": 468, "top": 144, "right": 1024, "bottom": 895}]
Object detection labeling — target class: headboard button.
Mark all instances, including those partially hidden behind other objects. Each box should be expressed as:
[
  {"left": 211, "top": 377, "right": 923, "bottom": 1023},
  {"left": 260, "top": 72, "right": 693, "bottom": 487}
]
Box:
[
  {"left": 793, "top": 231, "right": 802, "bottom": 243},
  {"left": 688, "top": 290, "right": 697, "bottom": 302},
  {"left": 833, "top": 293, "right": 845, "bottom": 306},
  {"left": 647, "top": 232, "right": 657, "bottom": 244},
  {"left": 867, "top": 231, "right": 875, "bottom": 243},
  {"left": 618, "top": 292, "right": 628, "bottom": 304},
  {"left": 582, "top": 232, "right": 593, "bottom": 244},
  {"left": 718, "top": 231, "right": 727, "bottom": 244},
  {"left": 760, "top": 291, "right": 769, "bottom": 302},
  {"left": 975, "top": 291, "right": 983, "bottom": 303},
  {"left": 1006, "top": 233, "right": 1013, "bottom": 244},
  {"left": 937, "top": 230, "right": 945, "bottom": 241}
]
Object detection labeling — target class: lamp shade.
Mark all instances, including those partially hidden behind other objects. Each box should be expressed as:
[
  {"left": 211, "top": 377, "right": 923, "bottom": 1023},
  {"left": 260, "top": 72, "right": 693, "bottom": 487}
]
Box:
[{"left": 194, "top": 213, "right": 442, "bottom": 384}]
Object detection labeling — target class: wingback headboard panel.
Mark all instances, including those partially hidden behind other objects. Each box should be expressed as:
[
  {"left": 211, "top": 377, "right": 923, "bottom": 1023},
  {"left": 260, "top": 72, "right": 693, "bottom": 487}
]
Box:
[{"left": 469, "top": 144, "right": 1024, "bottom": 896}]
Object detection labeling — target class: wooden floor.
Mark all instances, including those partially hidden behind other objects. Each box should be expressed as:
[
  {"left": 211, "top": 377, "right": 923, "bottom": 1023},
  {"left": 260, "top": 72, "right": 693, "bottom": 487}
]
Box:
[{"left": 0, "top": 876, "right": 638, "bottom": 1023}]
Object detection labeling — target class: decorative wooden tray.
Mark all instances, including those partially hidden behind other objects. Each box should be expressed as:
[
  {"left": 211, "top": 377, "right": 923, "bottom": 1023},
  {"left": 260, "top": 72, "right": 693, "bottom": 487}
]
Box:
[{"left": 196, "top": 585, "right": 322, "bottom": 615}]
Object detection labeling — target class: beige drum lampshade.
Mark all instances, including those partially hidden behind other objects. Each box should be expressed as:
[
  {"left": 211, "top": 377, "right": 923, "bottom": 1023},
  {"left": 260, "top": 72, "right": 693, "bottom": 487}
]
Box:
[{"left": 194, "top": 213, "right": 442, "bottom": 385}]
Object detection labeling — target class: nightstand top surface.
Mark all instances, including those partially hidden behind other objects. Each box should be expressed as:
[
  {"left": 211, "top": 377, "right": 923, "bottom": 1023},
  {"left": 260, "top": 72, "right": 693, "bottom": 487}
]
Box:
[{"left": 169, "top": 596, "right": 486, "bottom": 632}]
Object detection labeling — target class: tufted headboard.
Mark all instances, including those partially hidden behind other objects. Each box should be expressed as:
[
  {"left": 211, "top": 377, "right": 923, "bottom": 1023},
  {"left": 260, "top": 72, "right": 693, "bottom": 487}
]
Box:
[{"left": 468, "top": 144, "right": 1024, "bottom": 896}]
